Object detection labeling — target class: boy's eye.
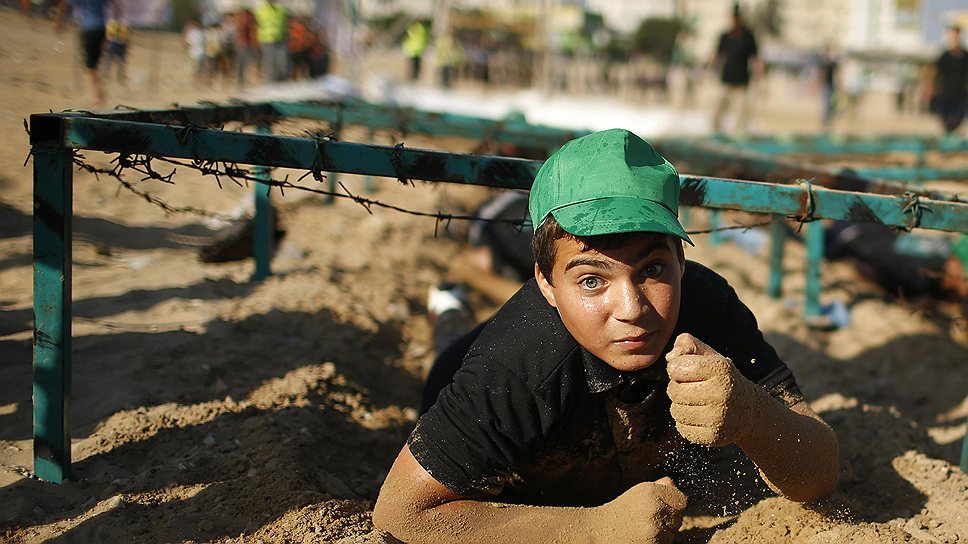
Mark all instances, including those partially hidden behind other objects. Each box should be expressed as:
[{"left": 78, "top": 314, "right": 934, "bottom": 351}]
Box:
[
  {"left": 643, "top": 263, "right": 665, "bottom": 278},
  {"left": 579, "top": 277, "right": 601, "bottom": 290}
]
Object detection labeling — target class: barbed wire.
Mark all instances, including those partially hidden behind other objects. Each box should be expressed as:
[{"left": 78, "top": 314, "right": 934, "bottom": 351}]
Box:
[{"left": 67, "top": 149, "right": 799, "bottom": 238}]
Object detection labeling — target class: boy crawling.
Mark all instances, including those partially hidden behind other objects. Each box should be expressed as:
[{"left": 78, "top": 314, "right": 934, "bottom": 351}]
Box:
[{"left": 373, "top": 129, "right": 839, "bottom": 543}]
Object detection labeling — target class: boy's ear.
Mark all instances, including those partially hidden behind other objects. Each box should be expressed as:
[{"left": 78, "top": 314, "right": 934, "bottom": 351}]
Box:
[{"left": 535, "top": 263, "right": 558, "bottom": 309}]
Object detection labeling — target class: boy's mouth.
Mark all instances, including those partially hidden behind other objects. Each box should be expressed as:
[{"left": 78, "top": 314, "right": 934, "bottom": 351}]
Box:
[{"left": 615, "top": 331, "right": 652, "bottom": 347}]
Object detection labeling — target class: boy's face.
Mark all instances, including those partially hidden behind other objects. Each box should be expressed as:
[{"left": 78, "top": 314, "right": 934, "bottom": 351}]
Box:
[{"left": 536, "top": 231, "right": 684, "bottom": 372}]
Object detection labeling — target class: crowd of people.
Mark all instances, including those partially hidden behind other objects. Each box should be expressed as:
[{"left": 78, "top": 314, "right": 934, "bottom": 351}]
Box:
[{"left": 183, "top": 0, "right": 331, "bottom": 88}]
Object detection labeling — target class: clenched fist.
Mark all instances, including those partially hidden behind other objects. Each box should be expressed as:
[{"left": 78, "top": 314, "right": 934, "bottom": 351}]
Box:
[
  {"left": 665, "top": 333, "right": 762, "bottom": 447},
  {"left": 594, "top": 477, "right": 687, "bottom": 544}
]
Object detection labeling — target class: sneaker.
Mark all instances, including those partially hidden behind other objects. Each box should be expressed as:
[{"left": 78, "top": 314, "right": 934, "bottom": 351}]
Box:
[{"left": 427, "top": 283, "right": 467, "bottom": 319}]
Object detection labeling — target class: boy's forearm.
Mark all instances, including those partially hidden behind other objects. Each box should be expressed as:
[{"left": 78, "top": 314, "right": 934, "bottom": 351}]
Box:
[
  {"left": 379, "top": 499, "right": 598, "bottom": 544},
  {"left": 736, "top": 391, "right": 839, "bottom": 502},
  {"left": 374, "top": 447, "right": 685, "bottom": 544}
]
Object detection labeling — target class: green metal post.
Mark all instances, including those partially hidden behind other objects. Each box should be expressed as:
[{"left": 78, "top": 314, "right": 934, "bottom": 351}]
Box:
[
  {"left": 364, "top": 128, "right": 375, "bottom": 193},
  {"left": 767, "top": 218, "right": 785, "bottom": 298},
  {"left": 804, "top": 221, "right": 824, "bottom": 318},
  {"left": 961, "top": 414, "right": 968, "bottom": 474},
  {"left": 252, "top": 122, "right": 273, "bottom": 281},
  {"left": 32, "top": 143, "right": 74, "bottom": 483},
  {"left": 915, "top": 140, "right": 926, "bottom": 185},
  {"left": 326, "top": 128, "right": 341, "bottom": 204},
  {"left": 709, "top": 209, "right": 723, "bottom": 246}
]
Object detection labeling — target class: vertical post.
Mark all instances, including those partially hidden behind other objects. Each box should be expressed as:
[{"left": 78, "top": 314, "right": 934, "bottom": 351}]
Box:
[
  {"left": 767, "top": 218, "right": 785, "bottom": 299},
  {"left": 804, "top": 220, "right": 824, "bottom": 318},
  {"left": 915, "top": 140, "right": 926, "bottom": 184},
  {"left": 252, "top": 122, "right": 273, "bottom": 282},
  {"left": 32, "top": 142, "right": 74, "bottom": 483},
  {"left": 364, "top": 128, "right": 376, "bottom": 194},
  {"left": 709, "top": 209, "right": 723, "bottom": 246},
  {"left": 961, "top": 414, "right": 968, "bottom": 474}
]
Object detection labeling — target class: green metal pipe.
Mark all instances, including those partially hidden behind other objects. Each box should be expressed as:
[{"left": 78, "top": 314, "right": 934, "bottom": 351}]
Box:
[
  {"left": 804, "top": 221, "right": 825, "bottom": 318},
  {"left": 32, "top": 143, "right": 74, "bottom": 484},
  {"left": 767, "top": 219, "right": 785, "bottom": 299},
  {"left": 252, "top": 122, "right": 273, "bottom": 282}
]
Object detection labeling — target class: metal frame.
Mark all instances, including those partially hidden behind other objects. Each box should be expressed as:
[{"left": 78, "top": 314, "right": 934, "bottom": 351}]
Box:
[
  {"left": 28, "top": 100, "right": 968, "bottom": 482},
  {"left": 705, "top": 133, "right": 968, "bottom": 183}
]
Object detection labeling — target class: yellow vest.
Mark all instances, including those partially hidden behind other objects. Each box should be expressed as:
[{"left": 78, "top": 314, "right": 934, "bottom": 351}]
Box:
[
  {"left": 254, "top": 2, "right": 287, "bottom": 44},
  {"left": 402, "top": 21, "right": 430, "bottom": 58}
]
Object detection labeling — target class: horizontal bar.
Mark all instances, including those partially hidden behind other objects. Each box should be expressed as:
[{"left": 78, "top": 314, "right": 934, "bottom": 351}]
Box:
[
  {"left": 852, "top": 166, "right": 968, "bottom": 182},
  {"left": 40, "top": 114, "right": 540, "bottom": 189},
  {"left": 51, "top": 103, "right": 279, "bottom": 128},
  {"left": 656, "top": 138, "right": 962, "bottom": 202},
  {"left": 679, "top": 176, "right": 968, "bottom": 233},
  {"left": 32, "top": 113, "right": 968, "bottom": 234},
  {"left": 712, "top": 133, "right": 968, "bottom": 155},
  {"left": 269, "top": 100, "right": 586, "bottom": 150}
]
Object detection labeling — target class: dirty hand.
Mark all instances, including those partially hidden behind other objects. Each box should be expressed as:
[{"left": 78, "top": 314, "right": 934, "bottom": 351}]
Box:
[
  {"left": 665, "top": 333, "right": 761, "bottom": 447},
  {"left": 594, "top": 477, "right": 687, "bottom": 544}
]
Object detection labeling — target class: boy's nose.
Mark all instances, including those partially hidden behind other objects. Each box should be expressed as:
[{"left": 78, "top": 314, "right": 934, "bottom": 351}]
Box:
[{"left": 613, "top": 281, "right": 650, "bottom": 322}]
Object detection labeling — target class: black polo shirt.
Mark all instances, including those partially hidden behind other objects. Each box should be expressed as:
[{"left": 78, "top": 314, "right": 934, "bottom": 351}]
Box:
[
  {"left": 409, "top": 261, "right": 802, "bottom": 506},
  {"left": 718, "top": 27, "right": 758, "bottom": 86}
]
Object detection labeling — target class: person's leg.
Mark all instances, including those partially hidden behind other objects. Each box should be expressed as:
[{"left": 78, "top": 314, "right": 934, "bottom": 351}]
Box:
[
  {"left": 737, "top": 85, "right": 752, "bottom": 135},
  {"left": 422, "top": 321, "right": 485, "bottom": 414},
  {"left": 80, "top": 29, "right": 106, "bottom": 104},
  {"left": 712, "top": 84, "right": 731, "bottom": 133},
  {"left": 261, "top": 42, "right": 274, "bottom": 81},
  {"left": 276, "top": 41, "right": 289, "bottom": 81},
  {"left": 236, "top": 48, "right": 247, "bottom": 87},
  {"left": 821, "top": 85, "right": 834, "bottom": 129},
  {"left": 117, "top": 44, "right": 126, "bottom": 84},
  {"left": 421, "top": 284, "right": 481, "bottom": 413}
]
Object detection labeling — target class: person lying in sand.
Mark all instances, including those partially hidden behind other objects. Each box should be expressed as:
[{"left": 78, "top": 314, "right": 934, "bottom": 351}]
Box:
[{"left": 372, "top": 129, "right": 840, "bottom": 543}]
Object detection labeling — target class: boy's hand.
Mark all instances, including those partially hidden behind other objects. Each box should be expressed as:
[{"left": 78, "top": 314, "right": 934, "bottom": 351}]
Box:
[
  {"left": 665, "top": 333, "right": 761, "bottom": 447},
  {"left": 594, "top": 477, "right": 686, "bottom": 544}
]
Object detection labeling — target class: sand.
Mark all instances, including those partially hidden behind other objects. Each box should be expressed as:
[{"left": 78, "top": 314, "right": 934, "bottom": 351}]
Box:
[{"left": 1, "top": 8, "right": 967, "bottom": 543}]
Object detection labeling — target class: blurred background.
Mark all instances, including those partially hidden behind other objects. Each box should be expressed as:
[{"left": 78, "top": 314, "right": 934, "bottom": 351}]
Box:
[{"left": 12, "top": 0, "right": 968, "bottom": 137}]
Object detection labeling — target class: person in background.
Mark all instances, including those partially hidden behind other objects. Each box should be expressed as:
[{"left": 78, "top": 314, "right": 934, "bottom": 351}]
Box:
[
  {"left": 184, "top": 19, "right": 206, "bottom": 86},
  {"left": 254, "top": 0, "right": 288, "bottom": 82},
  {"left": 711, "top": 3, "right": 762, "bottom": 135},
  {"left": 402, "top": 20, "right": 430, "bottom": 82},
  {"left": 203, "top": 21, "right": 225, "bottom": 86},
  {"left": 56, "top": 0, "right": 114, "bottom": 105},
  {"left": 930, "top": 25, "right": 968, "bottom": 135},
  {"left": 232, "top": 8, "right": 258, "bottom": 89},
  {"left": 102, "top": 2, "right": 128, "bottom": 86},
  {"left": 288, "top": 16, "right": 313, "bottom": 80},
  {"left": 308, "top": 28, "right": 331, "bottom": 79},
  {"left": 816, "top": 45, "right": 839, "bottom": 131},
  {"left": 435, "top": 32, "right": 465, "bottom": 89}
]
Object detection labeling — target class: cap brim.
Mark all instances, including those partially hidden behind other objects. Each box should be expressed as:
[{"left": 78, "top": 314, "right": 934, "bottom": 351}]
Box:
[{"left": 551, "top": 197, "right": 693, "bottom": 245}]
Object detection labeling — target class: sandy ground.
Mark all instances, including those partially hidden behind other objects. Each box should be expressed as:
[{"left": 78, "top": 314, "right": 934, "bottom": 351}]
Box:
[{"left": 1, "top": 8, "right": 968, "bottom": 543}]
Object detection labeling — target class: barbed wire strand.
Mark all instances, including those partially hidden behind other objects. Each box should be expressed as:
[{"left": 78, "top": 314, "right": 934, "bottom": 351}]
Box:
[{"left": 67, "top": 149, "right": 808, "bottom": 237}]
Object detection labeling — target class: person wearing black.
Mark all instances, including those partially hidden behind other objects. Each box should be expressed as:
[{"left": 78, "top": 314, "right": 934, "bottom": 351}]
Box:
[
  {"left": 931, "top": 25, "right": 968, "bottom": 134},
  {"left": 817, "top": 46, "right": 839, "bottom": 131},
  {"left": 711, "top": 4, "right": 761, "bottom": 134},
  {"left": 373, "top": 129, "right": 839, "bottom": 543}
]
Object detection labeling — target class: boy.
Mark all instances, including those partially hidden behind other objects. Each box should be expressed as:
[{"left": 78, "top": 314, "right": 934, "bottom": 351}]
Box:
[{"left": 373, "top": 129, "right": 839, "bottom": 542}]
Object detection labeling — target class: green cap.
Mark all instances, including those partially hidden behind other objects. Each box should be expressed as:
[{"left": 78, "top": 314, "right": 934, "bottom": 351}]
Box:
[{"left": 529, "top": 128, "right": 692, "bottom": 244}]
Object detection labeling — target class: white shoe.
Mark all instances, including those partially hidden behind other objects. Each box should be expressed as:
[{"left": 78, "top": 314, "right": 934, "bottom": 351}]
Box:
[{"left": 427, "top": 284, "right": 467, "bottom": 318}]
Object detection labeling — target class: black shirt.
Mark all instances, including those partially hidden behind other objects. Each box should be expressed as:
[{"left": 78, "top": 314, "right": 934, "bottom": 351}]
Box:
[
  {"left": 936, "top": 48, "right": 968, "bottom": 100},
  {"left": 718, "top": 27, "right": 758, "bottom": 86},
  {"left": 409, "top": 261, "right": 802, "bottom": 506}
]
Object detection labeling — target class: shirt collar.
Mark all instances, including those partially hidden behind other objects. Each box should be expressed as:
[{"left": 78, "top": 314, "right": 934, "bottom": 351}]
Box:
[{"left": 580, "top": 347, "right": 670, "bottom": 398}]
